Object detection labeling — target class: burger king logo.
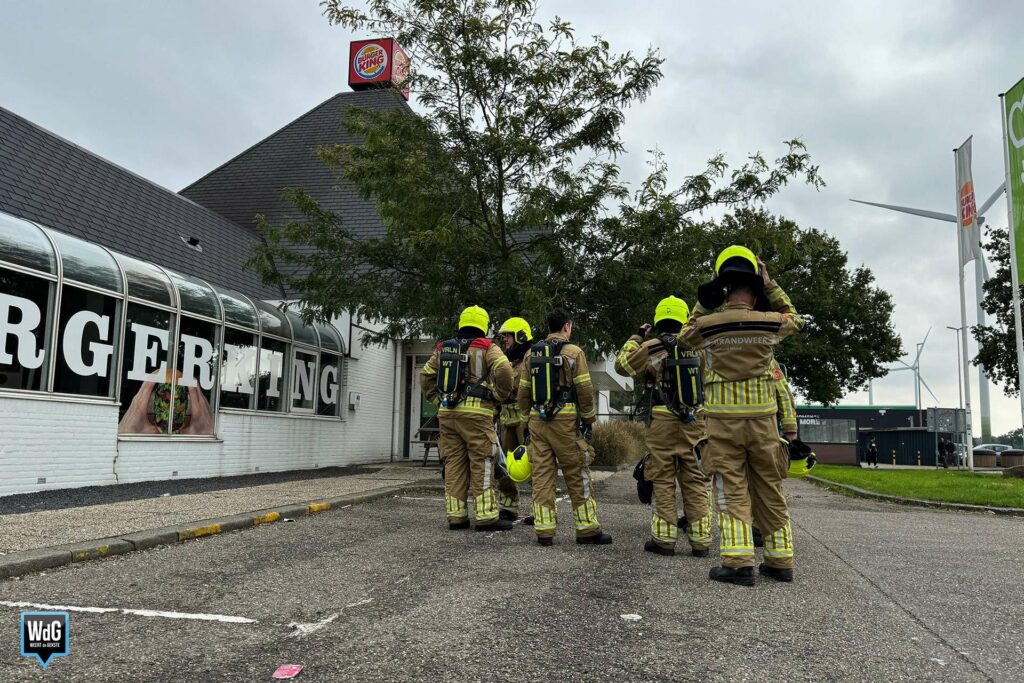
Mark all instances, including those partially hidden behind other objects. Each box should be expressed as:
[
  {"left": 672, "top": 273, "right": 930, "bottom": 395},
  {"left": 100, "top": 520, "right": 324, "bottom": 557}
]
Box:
[{"left": 354, "top": 43, "right": 388, "bottom": 80}]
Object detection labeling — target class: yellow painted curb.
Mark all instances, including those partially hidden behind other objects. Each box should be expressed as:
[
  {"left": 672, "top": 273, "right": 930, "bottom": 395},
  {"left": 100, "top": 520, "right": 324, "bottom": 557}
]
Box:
[
  {"left": 73, "top": 545, "right": 109, "bottom": 561},
  {"left": 178, "top": 524, "right": 222, "bottom": 540},
  {"left": 253, "top": 512, "right": 281, "bottom": 526},
  {"left": 307, "top": 502, "right": 331, "bottom": 514}
]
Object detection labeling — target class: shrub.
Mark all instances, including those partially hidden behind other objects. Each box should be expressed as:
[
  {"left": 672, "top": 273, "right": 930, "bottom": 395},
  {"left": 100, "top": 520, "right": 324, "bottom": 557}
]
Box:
[{"left": 589, "top": 419, "right": 647, "bottom": 467}]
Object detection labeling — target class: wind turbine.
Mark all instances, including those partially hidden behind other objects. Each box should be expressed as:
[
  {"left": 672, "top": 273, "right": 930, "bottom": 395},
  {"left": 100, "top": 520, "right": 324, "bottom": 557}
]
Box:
[
  {"left": 850, "top": 180, "right": 1005, "bottom": 440},
  {"left": 883, "top": 327, "right": 940, "bottom": 411}
]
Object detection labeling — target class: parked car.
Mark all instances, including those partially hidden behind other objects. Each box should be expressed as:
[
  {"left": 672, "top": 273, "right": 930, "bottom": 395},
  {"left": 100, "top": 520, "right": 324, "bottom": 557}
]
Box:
[{"left": 974, "top": 443, "right": 1012, "bottom": 466}]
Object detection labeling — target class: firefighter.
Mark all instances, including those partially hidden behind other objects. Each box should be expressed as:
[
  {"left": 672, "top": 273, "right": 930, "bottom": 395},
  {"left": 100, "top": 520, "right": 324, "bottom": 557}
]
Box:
[
  {"left": 517, "top": 308, "right": 612, "bottom": 546},
  {"left": 496, "top": 317, "right": 533, "bottom": 521},
  {"left": 614, "top": 296, "right": 712, "bottom": 557},
  {"left": 682, "top": 246, "right": 804, "bottom": 585},
  {"left": 751, "top": 357, "right": 797, "bottom": 550},
  {"left": 420, "top": 306, "right": 515, "bottom": 531}
]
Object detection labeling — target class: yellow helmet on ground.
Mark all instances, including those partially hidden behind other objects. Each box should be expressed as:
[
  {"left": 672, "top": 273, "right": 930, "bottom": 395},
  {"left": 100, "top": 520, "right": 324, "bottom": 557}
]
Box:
[
  {"left": 458, "top": 305, "right": 489, "bottom": 334},
  {"left": 715, "top": 245, "right": 758, "bottom": 276},
  {"left": 654, "top": 296, "right": 689, "bottom": 326},
  {"left": 498, "top": 317, "right": 533, "bottom": 345},
  {"left": 506, "top": 445, "right": 532, "bottom": 482}
]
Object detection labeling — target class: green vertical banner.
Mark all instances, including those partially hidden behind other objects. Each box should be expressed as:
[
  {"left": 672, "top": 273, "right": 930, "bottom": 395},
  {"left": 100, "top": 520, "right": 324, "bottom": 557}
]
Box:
[{"left": 1005, "top": 77, "right": 1024, "bottom": 280}]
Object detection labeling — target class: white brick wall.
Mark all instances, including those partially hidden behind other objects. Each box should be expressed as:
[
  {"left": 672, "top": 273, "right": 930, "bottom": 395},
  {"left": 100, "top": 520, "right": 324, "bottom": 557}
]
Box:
[{"left": 0, "top": 340, "right": 400, "bottom": 497}]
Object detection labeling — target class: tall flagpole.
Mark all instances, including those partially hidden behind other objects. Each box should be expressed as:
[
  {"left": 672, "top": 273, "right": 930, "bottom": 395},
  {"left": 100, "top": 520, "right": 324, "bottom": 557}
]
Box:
[
  {"left": 954, "top": 145, "right": 974, "bottom": 470},
  {"left": 999, "top": 93, "right": 1024, "bottom": 439}
]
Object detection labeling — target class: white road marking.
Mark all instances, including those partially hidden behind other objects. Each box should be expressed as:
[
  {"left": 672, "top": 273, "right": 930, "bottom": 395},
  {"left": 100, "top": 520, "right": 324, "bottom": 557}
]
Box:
[
  {"left": 287, "top": 598, "right": 373, "bottom": 638},
  {"left": 0, "top": 600, "right": 257, "bottom": 624},
  {"left": 400, "top": 496, "right": 444, "bottom": 501}
]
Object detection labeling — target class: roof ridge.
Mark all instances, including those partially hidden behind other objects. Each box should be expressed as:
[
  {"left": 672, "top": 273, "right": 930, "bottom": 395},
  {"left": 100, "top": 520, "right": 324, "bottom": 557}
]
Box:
[
  {"left": 180, "top": 91, "right": 354, "bottom": 194},
  {"left": 0, "top": 104, "right": 235, "bottom": 228}
]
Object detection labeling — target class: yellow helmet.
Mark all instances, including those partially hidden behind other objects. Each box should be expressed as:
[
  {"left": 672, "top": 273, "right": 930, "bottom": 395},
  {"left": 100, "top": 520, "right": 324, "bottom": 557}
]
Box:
[
  {"left": 498, "top": 317, "right": 533, "bottom": 345},
  {"left": 784, "top": 438, "right": 817, "bottom": 479},
  {"left": 506, "top": 445, "right": 532, "bottom": 482},
  {"left": 458, "top": 305, "right": 489, "bottom": 334},
  {"left": 654, "top": 296, "right": 689, "bottom": 326},
  {"left": 714, "top": 245, "right": 758, "bottom": 276}
]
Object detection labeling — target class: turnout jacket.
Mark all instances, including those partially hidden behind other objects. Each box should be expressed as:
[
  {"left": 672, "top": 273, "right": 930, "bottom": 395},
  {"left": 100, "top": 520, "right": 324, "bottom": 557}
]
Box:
[
  {"left": 681, "top": 279, "right": 803, "bottom": 420},
  {"left": 420, "top": 336, "right": 513, "bottom": 419},
  {"left": 499, "top": 353, "right": 529, "bottom": 426},
  {"left": 771, "top": 358, "right": 797, "bottom": 434},
  {"left": 517, "top": 332, "right": 597, "bottom": 424}
]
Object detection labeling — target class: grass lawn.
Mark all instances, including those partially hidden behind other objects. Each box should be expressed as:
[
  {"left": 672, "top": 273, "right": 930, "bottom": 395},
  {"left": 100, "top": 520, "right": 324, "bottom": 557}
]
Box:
[{"left": 810, "top": 465, "right": 1024, "bottom": 509}]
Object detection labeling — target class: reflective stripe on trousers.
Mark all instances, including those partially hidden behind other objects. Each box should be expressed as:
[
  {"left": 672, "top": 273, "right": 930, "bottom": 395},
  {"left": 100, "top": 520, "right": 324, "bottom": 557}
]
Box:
[
  {"left": 763, "top": 520, "right": 794, "bottom": 560},
  {"left": 445, "top": 495, "right": 467, "bottom": 520},
  {"left": 574, "top": 498, "right": 599, "bottom": 533},
  {"left": 717, "top": 509, "right": 754, "bottom": 557},
  {"left": 650, "top": 514, "right": 678, "bottom": 545},
  {"left": 532, "top": 502, "right": 557, "bottom": 532},
  {"left": 474, "top": 488, "right": 499, "bottom": 522},
  {"left": 687, "top": 488, "right": 713, "bottom": 547}
]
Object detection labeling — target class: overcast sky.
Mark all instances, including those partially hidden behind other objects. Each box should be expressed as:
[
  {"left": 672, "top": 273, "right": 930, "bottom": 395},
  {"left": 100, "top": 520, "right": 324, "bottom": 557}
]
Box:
[{"left": 2, "top": 0, "right": 1023, "bottom": 435}]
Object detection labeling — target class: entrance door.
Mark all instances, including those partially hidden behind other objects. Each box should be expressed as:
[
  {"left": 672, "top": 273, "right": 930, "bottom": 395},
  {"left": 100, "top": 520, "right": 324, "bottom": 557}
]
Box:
[{"left": 407, "top": 355, "right": 438, "bottom": 459}]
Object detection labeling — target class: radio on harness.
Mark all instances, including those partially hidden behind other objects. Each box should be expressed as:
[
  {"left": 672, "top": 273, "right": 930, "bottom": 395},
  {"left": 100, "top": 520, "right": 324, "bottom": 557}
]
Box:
[{"left": 529, "top": 339, "right": 575, "bottom": 421}]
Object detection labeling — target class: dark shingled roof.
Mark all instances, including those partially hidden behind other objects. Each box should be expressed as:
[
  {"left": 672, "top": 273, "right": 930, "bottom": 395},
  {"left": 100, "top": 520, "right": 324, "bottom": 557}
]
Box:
[
  {"left": 0, "top": 104, "right": 281, "bottom": 299},
  {"left": 181, "top": 90, "right": 412, "bottom": 242}
]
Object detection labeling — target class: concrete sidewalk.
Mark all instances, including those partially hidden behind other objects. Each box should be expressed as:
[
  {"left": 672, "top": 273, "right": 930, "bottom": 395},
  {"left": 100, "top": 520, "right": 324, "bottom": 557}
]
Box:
[{"left": 0, "top": 464, "right": 441, "bottom": 555}]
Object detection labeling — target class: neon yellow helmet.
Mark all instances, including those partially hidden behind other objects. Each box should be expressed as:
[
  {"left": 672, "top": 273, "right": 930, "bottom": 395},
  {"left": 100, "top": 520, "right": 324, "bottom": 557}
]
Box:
[
  {"left": 498, "top": 317, "right": 533, "bottom": 345},
  {"left": 784, "top": 438, "right": 817, "bottom": 478},
  {"left": 715, "top": 245, "right": 758, "bottom": 276},
  {"left": 506, "top": 445, "right": 532, "bottom": 482},
  {"left": 458, "top": 305, "right": 489, "bottom": 334},
  {"left": 654, "top": 296, "right": 689, "bottom": 326}
]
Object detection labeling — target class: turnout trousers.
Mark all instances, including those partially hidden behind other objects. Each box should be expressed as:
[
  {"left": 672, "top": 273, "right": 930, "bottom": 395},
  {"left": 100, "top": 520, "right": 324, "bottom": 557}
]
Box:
[
  {"left": 438, "top": 414, "right": 502, "bottom": 526},
  {"left": 702, "top": 415, "right": 794, "bottom": 569},
  {"left": 496, "top": 421, "right": 527, "bottom": 513},
  {"left": 527, "top": 417, "right": 601, "bottom": 540},
  {"left": 644, "top": 414, "right": 712, "bottom": 551}
]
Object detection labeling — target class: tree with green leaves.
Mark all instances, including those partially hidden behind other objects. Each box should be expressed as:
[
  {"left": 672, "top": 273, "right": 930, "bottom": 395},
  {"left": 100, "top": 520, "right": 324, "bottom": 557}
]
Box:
[
  {"left": 249, "top": 0, "right": 898, "bottom": 405},
  {"left": 974, "top": 226, "right": 1021, "bottom": 394}
]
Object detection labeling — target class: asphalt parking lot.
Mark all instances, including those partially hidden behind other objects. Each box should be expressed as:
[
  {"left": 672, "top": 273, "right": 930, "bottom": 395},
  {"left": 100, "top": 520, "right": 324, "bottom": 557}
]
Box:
[{"left": 0, "top": 470, "right": 1021, "bottom": 682}]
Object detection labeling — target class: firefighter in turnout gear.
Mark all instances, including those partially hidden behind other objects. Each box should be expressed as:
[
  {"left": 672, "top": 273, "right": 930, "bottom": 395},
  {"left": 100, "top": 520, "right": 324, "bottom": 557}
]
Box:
[
  {"left": 683, "top": 246, "right": 804, "bottom": 586},
  {"left": 420, "top": 306, "right": 515, "bottom": 531},
  {"left": 751, "top": 357, "right": 798, "bottom": 551},
  {"left": 517, "top": 309, "right": 612, "bottom": 547},
  {"left": 615, "top": 296, "right": 713, "bottom": 557},
  {"left": 496, "top": 317, "right": 533, "bottom": 521}
]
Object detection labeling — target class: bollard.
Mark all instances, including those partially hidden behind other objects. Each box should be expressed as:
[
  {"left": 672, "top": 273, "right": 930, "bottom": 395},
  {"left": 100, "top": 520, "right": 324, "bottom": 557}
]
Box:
[
  {"left": 917, "top": 450, "right": 921, "bottom": 467},
  {"left": 892, "top": 449, "right": 896, "bottom": 465}
]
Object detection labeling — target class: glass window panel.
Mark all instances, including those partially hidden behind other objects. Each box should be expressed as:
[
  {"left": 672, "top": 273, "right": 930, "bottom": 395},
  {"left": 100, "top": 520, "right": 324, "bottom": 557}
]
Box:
[
  {"left": 292, "top": 350, "right": 317, "bottom": 411},
  {"left": 317, "top": 353, "right": 341, "bottom": 417},
  {"left": 54, "top": 285, "right": 118, "bottom": 397},
  {"left": 257, "top": 338, "right": 287, "bottom": 412},
  {"left": 0, "top": 213, "right": 56, "bottom": 274},
  {"left": 117, "top": 303, "right": 173, "bottom": 434},
  {"left": 254, "top": 300, "right": 290, "bottom": 339},
  {"left": 315, "top": 323, "right": 343, "bottom": 353},
  {"left": 173, "top": 317, "right": 218, "bottom": 434},
  {"left": 221, "top": 328, "right": 257, "bottom": 409},
  {"left": 0, "top": 268, "right": 51, "bottom": 391},
  {"left": 286, "top": 310, "right": 318, "bottom": 346},
  {"left": 168, "top": 271, "right": 220, "bottom": 320},
  {"left": 46, "top": 230, "right": 122, "bottom": 293},
  {"left": 213, "top": 285, "right": 258, "bottom": 329},
  {"left": 114, "top": 253, "right": 173, "bottom": 306}
]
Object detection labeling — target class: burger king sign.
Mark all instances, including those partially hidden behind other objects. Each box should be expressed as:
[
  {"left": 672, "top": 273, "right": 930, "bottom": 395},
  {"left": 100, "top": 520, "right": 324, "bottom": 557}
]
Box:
[{"left": 348, "top": 38, "right": 410, "bottom": 100}]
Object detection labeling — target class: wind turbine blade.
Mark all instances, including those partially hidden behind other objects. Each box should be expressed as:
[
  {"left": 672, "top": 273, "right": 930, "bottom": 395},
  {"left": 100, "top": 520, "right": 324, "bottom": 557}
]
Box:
[
  {"left": 914, "top": 327, "right": 932, "bottom": 365},
  {"left": 978, "top": 181, "right": 1007, "bottom": 217},
  {"left": 850, "top": 199, "right": 957, "bottom": 223},
  {"left": 920, "top": 376, "right": 940, "bottom": 404}
]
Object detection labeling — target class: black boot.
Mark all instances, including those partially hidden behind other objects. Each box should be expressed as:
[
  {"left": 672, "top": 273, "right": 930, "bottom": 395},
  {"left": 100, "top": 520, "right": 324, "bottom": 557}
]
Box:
[
  {"left": 691, "top": 547, "right": 710, "bottom": 558},
  {"left": 576, "top": 531, "right": 613, "bottom": 545},
  {"left": 475, "top": 518, "right": 515, "bottom": 532},
  {"left": 644, "top": 539, "right": 675, "bottom": 556},
  {"left": 677, "top": 515, "right": 688, "bottom": 529},
  {"left": 753, "top": 528, "right": 764, "bottom": 548},
  {"left": 709, "top": 566, "right": 755, "bottom": 586},
  {"left": 537, "top": 537, "right": 553, "bottom": 547},
  {"left": 758, "top": 563, "right": 794, "bottom": 583},
  {"left": 498, "top": 509, "right": 517, "bottom": 522},
  {"left": 449, "top": 520, "right": 470, "bottom": 530},
  {"left": 522, "top": 516, "right": 535, "bottom": 526}
]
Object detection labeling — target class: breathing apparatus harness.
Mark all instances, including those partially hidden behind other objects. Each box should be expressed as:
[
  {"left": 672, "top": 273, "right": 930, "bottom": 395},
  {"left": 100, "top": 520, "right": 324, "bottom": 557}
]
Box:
[
  {"left": 436, "top": 336, "right": 497, "bottom": 409},
  {"left": 529, "top": 339, "right": 576, "bottom": 421},
  {"left": 647, "top": 333, "right": 704, "bottom": 423}
]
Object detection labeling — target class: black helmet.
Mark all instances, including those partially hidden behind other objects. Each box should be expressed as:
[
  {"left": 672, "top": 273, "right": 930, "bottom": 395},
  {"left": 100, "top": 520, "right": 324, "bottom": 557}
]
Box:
[{"left": 633, "top": 454, "right": 653, "bottom": 505}]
